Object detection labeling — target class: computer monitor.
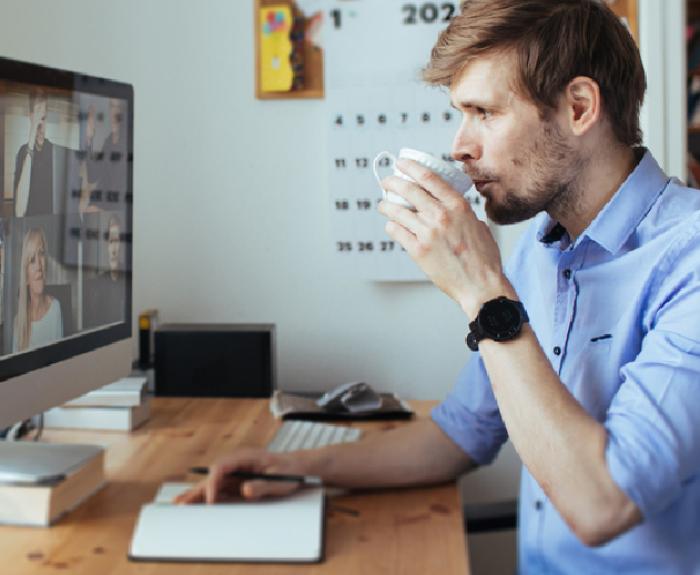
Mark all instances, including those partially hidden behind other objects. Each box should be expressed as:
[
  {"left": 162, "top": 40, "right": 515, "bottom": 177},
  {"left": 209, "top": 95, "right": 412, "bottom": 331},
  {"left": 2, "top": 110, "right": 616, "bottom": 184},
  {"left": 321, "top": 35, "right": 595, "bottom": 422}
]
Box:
[{"left": 0, "top": 57, "right": 133, "bottom": 433}]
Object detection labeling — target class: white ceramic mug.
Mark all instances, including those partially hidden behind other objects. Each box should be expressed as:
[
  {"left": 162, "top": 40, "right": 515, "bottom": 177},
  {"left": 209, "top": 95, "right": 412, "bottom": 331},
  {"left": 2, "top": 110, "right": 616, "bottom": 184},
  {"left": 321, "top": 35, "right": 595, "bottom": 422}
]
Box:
[{"left": 372, "top": 148, "right": 473, "bottom": 209}]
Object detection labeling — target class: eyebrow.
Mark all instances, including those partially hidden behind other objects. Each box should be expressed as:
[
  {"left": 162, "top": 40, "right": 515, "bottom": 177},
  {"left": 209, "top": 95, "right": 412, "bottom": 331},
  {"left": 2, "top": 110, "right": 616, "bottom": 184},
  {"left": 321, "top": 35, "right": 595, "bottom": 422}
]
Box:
[{"left": 451, "top": 99, "right": 494, "bottom": 111}]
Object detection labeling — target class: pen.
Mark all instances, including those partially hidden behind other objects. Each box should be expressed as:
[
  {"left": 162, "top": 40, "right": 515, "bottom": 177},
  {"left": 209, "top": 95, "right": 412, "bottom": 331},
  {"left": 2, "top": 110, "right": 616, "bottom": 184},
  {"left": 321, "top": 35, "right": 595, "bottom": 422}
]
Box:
[{"left": 188, "top": 466, "right": 323, "bottom": 487}]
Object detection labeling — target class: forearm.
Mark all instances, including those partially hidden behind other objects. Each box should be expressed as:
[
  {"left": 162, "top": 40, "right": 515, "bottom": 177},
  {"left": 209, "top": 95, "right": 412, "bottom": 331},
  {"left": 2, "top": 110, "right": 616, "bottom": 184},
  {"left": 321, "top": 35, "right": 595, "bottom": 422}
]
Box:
[
  {"left": 479, "top": 325, "right": 641, "bottom": 544},
  {"left": 297, "top": 418, "right": 475, "bottom": 489}
]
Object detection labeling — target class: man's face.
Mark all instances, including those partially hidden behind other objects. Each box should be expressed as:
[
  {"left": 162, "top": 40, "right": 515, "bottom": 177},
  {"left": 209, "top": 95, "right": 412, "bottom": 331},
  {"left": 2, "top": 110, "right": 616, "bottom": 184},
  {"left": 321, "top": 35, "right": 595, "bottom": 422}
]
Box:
[
  {"left": 449, "top": 52, "right": 583, "bottom": 224},
  {"left": 108, "top": 223, "right": 120, "bottom": 272},
  {"left": 33, "top": 99, "right": 47, "bottom": 149}
]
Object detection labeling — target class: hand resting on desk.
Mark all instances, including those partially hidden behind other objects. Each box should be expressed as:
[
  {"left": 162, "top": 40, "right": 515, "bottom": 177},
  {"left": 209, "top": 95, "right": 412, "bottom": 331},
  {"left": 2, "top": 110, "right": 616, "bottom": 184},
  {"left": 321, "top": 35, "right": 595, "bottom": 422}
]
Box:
[
  {"left": 175, "top": 419, "right": 474, "bottom": 506},
  {"left": 175, "top": 448, "right": 305, "bottom": 504}
]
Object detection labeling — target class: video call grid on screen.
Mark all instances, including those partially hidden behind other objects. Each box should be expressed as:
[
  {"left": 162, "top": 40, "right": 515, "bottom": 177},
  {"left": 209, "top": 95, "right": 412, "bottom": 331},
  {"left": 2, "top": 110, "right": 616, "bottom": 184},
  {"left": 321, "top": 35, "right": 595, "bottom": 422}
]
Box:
[{"left": 0, "top": 69, "right": 132, "bottom": 364}]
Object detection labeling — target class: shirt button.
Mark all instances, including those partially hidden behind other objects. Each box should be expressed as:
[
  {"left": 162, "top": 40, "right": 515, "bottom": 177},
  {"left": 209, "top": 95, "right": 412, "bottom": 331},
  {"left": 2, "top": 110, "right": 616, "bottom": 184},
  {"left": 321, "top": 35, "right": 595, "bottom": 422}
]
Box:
[
  {"left": 535, "top": 500, "right": 543, "bottom": 511},
  {"left": 553, "top": 346, "right": 561, "bottom": 356},
  {"left": 563, "top": 269, "right": 571, "bottom": 279}
]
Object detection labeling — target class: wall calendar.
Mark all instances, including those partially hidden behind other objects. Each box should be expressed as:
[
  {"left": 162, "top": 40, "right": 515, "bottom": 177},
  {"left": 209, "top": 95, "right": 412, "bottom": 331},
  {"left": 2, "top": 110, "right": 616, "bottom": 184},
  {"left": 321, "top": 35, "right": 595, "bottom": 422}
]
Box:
[{"left": 321, "top": 0, "right": 485, "bottom": 281}]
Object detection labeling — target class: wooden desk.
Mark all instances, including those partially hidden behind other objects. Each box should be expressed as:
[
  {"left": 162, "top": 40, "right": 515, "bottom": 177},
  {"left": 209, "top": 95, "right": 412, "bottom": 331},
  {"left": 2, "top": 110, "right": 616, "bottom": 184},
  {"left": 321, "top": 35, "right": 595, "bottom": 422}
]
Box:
[{"left": 1, "top": 398, "right": 469, "bottom": 574}]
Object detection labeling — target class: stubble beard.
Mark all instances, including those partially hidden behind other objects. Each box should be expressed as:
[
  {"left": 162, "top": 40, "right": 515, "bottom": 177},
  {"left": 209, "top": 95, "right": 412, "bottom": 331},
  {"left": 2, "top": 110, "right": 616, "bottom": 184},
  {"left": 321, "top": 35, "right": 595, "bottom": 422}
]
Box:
[{"left": 485, "top": 120, "right": 586, "bottom": 226}]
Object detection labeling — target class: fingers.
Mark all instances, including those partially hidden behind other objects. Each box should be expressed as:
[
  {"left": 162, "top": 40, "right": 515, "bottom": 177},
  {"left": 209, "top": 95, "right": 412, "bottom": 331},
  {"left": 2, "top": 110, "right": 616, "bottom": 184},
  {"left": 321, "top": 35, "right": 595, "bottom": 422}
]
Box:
[
  {"left": 383, "top": 220, "right": 419, "bottom": 256},
  {"left": 396, "top": 158, "right": 473, "bottom": 212},
  {"left": 244, "top": 462, "right": 304, "bottom": 500},
  {"left": 177, "top": 450, "right": 306, "bottom": 505},
  {"left": 205, "top": 459, "right": 252, "bottom": 504},
  {"left": 174, "top": 482, "right": 206, "bottom": 504},
  {"left": 203, "top": 451, "right": 296, "bottom": 504},
  {"left": 241, "top": 478, "right": 300, "bottom": 500},
  {"left": 381, "top": 172, "right": 440, "bottom": 216},
  {"left": 378, "top": 191, "right": 429, "bottom": 239},
  {"left": 380, "top": 161, "right": 478, "bottom": 235}
]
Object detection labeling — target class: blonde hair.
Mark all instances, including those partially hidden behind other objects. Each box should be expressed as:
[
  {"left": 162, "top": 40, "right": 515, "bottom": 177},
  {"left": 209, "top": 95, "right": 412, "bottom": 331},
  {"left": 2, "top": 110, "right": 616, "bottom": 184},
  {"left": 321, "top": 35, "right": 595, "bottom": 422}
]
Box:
[
  {"left": 424, "top": 0, "right": 646, "bottom": 146},
  {"left": 14, "top": 228, "right": 48, "bottom": 352}
]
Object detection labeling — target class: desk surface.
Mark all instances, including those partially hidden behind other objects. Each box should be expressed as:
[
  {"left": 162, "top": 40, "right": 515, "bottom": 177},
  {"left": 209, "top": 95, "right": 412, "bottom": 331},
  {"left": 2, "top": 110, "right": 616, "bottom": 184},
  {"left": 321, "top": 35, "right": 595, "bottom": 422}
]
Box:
[{"left": 1, "top": 398, "right": 469, "bottom": 575}]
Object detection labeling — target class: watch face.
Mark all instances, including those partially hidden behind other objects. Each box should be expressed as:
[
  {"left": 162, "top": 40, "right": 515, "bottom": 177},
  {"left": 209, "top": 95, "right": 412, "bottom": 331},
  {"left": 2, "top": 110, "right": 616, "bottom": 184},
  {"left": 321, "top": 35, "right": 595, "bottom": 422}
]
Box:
[{"left": 480, "top": 298, "right": 522, "bottom": 340}]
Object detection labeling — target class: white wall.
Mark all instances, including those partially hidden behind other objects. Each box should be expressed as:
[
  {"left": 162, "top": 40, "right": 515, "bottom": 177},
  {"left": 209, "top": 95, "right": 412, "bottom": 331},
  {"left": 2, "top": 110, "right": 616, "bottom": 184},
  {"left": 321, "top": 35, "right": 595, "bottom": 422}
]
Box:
[{"left": 0, "top": 0, "right": 493, "bottom": 399}]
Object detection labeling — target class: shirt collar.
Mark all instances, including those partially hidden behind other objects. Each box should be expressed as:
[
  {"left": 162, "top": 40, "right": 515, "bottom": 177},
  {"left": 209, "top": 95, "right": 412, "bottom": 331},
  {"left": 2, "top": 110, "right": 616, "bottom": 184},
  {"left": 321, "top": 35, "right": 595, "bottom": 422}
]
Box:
[{"left": 537, "top": 149, "right": 669, "bottom": 253}]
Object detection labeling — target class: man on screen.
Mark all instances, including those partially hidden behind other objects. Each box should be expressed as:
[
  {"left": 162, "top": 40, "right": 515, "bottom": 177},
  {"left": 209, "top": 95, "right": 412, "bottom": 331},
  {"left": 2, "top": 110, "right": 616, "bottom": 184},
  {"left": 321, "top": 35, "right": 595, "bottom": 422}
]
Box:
[
  {"left": 14, "top": 88, "right": 53, "bottom": 217},
  {"left": 178, "top": 2, "right": 700, "bottom": 572},
  {"left": 83, "top": 215, "right": 126, "bottom": 328},
  {"left": 97, "top": 98, "right": 127, "bottom": 209}
]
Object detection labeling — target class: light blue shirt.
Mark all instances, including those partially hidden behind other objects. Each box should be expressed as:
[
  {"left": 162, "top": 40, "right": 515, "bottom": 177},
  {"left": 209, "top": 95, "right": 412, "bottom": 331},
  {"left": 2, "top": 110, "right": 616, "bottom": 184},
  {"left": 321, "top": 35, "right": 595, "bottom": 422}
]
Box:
[{"left": 433, "top": 150, "right": 700, "bottom": 574}]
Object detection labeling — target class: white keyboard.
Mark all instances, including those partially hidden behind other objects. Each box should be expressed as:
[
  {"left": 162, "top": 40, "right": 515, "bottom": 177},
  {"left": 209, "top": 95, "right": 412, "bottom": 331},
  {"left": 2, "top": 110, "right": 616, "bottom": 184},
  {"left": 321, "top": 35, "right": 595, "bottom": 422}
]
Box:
[{"left": 267, "top": 420, "right": 362, "bottom": 453}]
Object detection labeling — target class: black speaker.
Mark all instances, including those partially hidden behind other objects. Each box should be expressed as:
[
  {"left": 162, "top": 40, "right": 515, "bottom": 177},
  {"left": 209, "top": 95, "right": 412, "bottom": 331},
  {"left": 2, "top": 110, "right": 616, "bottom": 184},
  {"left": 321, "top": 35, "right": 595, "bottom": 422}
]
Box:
[{"left": 154, "top": 324, "right": 276, "bottom": 398}]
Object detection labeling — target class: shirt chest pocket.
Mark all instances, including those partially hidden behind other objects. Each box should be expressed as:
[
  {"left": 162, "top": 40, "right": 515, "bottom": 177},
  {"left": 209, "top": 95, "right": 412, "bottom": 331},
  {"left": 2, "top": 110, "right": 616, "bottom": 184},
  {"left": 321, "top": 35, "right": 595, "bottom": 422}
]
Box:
[{"left": 565, "top": 334, "right": 619, "bottom": 422}]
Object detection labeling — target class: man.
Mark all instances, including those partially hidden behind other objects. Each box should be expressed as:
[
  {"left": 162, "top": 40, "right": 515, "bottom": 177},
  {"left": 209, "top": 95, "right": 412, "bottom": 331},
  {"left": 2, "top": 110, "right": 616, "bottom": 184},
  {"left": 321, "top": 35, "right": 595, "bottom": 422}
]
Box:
[
  {"left": 81, "top": 98, "right": 127, "bottom": 213},
  {"left": 179, "top": 1, "right": 700, "bottom": 571},
  {"left": 98, "top": 98, "right": 127, "bottom": 208},
  {"left": 14, "top": 88, "right": 53, "bottom": 217},
  {"left": 83, "top": 215, "right": 127, "bottom": 328}
]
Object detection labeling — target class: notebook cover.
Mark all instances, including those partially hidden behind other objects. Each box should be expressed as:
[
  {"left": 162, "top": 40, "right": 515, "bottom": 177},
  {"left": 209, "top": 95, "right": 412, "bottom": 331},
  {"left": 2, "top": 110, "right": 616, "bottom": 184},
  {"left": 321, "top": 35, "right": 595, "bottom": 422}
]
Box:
[{"left": 129, "top": 484, "right": 325, "bottom": 563}]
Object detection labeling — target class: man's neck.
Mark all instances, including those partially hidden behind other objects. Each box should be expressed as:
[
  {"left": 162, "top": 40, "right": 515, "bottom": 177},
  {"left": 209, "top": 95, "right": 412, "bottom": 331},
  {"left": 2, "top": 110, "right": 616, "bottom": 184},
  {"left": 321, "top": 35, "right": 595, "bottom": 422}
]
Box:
[{"left": 553, "top": 145, "right": 638, "bottom": 241}]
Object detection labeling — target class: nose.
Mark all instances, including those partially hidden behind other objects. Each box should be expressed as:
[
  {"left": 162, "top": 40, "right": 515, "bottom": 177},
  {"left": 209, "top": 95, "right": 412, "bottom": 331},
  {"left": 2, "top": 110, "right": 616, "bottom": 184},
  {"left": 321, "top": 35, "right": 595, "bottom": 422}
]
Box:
[{"left": 451, "top": 117, "right": 482, "bottom": 163}]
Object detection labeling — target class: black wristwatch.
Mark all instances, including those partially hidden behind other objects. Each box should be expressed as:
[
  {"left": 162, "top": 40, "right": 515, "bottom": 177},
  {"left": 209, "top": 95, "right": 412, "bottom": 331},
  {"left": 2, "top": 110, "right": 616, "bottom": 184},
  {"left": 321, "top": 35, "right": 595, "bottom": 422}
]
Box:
[{"left": 465, "top": 296, "right": 529, "bottom": 351}]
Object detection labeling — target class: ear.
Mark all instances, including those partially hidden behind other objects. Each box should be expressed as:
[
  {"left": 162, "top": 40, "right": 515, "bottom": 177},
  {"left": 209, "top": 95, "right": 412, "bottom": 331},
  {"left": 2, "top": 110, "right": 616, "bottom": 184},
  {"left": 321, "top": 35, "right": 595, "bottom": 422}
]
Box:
[{"left": 563, "top": 76, "right": 601, "bottom": 137}]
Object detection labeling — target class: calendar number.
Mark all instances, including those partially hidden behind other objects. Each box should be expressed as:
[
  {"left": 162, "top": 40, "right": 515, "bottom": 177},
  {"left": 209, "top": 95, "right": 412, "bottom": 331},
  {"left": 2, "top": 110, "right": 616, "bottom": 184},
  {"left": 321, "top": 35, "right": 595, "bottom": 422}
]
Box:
[
  {"left": 402, "top": 3, "right": 456, "bottom": 25},
  {"left": 335, "top": 199, "right": 350, "bottom": 211},
  {"left": 330, "top": 9, "right": 342, "bottom": 29},
  {"left": 337, "top": 241, "right": 353, "bottom": 252},
  {"left": 356, "top": 199, "right": 372, "bottom": 210},
  {"left": 380, "top": 241, "right": 396, "bottom": 252},
  {"left": 358, "top": 241, "right": 374, "bottom": 252}
]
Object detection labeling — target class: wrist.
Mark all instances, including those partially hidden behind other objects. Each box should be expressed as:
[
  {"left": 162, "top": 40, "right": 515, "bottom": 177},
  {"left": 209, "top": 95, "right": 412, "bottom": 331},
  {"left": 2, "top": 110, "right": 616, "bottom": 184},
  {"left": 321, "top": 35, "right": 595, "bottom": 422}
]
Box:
[
  {"left": 465, "top": 295, "right": 529, "bottom": 352},
  {"left": 459, "top": 276, "right": 518, "bottom": 319}
]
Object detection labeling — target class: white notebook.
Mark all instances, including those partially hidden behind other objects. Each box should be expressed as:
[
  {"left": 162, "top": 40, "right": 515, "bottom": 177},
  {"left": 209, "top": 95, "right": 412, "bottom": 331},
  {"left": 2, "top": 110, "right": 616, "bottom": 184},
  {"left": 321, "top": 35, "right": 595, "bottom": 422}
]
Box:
[{"left": 129, "top": 482, "right": 325, "bottom": 563}]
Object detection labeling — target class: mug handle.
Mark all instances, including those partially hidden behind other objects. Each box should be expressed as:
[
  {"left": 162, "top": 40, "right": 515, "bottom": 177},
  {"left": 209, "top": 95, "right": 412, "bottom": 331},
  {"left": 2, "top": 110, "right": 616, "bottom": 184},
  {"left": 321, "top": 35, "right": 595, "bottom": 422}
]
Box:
[{"left": 372, "top": 151, "right": 396, "bottom": 198}]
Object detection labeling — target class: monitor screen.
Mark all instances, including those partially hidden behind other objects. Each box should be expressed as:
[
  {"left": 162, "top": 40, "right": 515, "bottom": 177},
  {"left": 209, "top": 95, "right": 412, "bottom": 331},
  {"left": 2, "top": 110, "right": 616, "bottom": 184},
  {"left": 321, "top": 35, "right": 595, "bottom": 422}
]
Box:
[{"left": 0, "top": 58, "right": 133, "bottom": 424}]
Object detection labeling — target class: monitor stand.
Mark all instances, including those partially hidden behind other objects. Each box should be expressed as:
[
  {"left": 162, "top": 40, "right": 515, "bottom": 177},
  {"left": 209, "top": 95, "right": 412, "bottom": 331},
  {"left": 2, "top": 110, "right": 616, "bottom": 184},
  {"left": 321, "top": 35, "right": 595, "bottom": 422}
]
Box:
[{"left": 0, "top": 441, "right": 103, "bottom": 485}]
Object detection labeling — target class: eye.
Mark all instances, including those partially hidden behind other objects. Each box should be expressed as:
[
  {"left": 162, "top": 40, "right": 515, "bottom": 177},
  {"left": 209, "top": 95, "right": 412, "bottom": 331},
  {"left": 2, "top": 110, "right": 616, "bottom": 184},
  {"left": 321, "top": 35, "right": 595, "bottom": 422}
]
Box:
[{"left": 476, "top": 107, "right": 492, "bottom": 119}]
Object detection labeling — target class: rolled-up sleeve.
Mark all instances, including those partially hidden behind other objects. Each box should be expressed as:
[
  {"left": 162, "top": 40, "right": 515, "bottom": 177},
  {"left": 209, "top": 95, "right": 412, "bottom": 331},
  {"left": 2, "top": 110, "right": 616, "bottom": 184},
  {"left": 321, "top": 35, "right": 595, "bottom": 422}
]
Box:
[
  {"left": 605, "top": 248, "right": 700, "bottom": 518},
  {"left": 432, "top": 353, "right": 508, "bottom": 465}
]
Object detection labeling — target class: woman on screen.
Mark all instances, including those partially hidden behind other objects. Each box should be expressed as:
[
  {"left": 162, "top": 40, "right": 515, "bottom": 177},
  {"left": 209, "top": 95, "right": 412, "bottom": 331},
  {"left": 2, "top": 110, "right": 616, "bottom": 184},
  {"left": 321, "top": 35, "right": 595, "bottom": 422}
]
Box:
[{"left": 13, "top": 227, "right": 63, "bottom": 352}]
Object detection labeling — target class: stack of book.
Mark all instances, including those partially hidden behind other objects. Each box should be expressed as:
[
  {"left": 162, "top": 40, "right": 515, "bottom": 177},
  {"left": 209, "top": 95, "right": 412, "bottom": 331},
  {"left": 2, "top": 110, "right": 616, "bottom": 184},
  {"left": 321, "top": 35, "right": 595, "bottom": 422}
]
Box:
[
  {"left": 0, "top": 442, "right": 105, "bottom": 526},
  {"left": 44, "top": 376, "right": 150, "bottom": 431}
]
